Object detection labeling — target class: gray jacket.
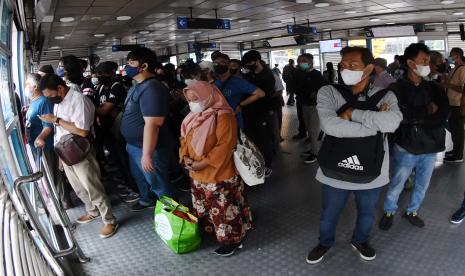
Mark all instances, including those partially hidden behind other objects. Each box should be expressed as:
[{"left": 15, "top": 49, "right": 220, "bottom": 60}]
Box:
[{"left": 315, "top": 84, "right": 403, "bottom": 190}]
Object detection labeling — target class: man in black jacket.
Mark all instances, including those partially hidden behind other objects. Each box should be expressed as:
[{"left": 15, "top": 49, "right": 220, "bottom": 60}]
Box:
[
  {"left": 379, "top": 43, "right": 449, "bottom": 230},
  {"left": 295, "top": 53, "right": 327, "bottom": 164}
]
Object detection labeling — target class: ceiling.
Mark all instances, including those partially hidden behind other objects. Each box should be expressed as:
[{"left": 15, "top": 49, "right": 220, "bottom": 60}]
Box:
[{"left": 35, "top": 0, "right": 465, "bottom": 58}]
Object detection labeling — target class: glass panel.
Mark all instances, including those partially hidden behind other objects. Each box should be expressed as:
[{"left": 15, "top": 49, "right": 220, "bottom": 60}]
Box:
[
  {"left": 304, "top": 48, "right": 321, "bottom": 71},
  {"left": 424, "top": 40, "right": 445, "bottom": 51},
  {"left": 372, "top": 36, "right": 418, "bottom": 64},
  {"left": 0, "top": 53, "right": 14, "bottom": 125},
  {"left": 0, "top": 0, "right": 9, "bottom": 46},
  {"left": 349, "top": 39, "right": 367, "bottom": 47},
  {"left": 270, "top": 49, "right": 301, "bottom": 73}
]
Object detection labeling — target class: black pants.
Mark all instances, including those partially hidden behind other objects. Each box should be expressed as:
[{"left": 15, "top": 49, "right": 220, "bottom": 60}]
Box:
[
  {"left": 244, "top": 111, "right": 276, "bottom": 168},
  {"left": 286, "top": 87, "right": 295, "bottom": 105},
  {"left": 296, "top": 95, "right": 307, "bottom": 136},
  {"left": 449, "top": 106, "right": 464, "bottom": 159}
]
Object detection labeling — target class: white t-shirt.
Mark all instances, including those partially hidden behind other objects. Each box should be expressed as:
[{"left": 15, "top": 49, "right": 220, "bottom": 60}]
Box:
[{"left": 54, "top": 86, "right": 95, "bottom": 144}]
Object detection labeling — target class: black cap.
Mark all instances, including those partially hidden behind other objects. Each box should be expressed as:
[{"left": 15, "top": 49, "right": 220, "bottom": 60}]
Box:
[
  {"left": 96, "top": 61, "right": 118, "bottom": 73},
  {"left": 38, "top": 64, "right": 54, "bottom": 74}
]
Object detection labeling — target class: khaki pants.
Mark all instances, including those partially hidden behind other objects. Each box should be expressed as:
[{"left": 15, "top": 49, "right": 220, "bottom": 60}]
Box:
[
  {"left": 63, "top": 151, "right": 116, "bottom": 225},
  {"left": 302, "top": 105, "right": 321, "bottom": 154}
]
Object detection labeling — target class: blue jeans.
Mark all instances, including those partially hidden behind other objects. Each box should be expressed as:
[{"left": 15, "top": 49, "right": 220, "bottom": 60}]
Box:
[
  {"left": 384, "top": 145, "right": 437, "bottom": 214},
  {"left": 126, "top": 144, "right": 175, "bottom": 206},
  {"left": 319, "top": 184, "right": 381, "bottom": 247}
]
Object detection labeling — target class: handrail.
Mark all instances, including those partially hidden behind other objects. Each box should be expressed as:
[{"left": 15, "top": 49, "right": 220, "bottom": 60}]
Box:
[{"left": 14, "top": 148, "right": 89, "bottom": 263}]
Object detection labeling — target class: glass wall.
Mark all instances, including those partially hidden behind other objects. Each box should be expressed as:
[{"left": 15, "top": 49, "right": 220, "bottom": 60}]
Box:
[
  {"left": 372, "top": 36, "right": 418, "bottom": 64},
  {"left": 270, "top": 49, "right": 301, "bottom": 73}
]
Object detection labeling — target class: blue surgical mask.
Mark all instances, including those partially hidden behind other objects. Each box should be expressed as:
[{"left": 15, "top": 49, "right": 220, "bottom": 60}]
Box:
[
  {"left": 447, "top": 57, "right": 455, "bottom": 64},
  {"left": 124, "top": 65, "right": 140, "bottom": 78},
  {"left": 56, "top": 67, "right": 65, "bottom": 78},
  {"left": 299, "top": 63, "right": 311, "bottom": 71}
]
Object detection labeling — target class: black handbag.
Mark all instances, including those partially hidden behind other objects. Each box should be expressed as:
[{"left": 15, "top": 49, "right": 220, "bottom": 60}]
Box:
[{"left": 54, "top": 134, "right": 91, "bottom": 166}]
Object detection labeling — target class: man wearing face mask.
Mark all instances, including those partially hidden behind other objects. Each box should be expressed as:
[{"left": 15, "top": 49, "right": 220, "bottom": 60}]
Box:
[
  {"left": 444, "top": 47, "right": 465, "bottom": 163},
  {"left": 229, "top": 59, "right": 242, "bottom": 77},
  {"left": 307, "top": 46, "right": 402, "bottom": 264},
  {"left": 212, "top": 53, "right": 265, "bottom": 129},
  {"left": 379, "top": 43, "right": 448, "bottom": 231},
  {"left": 120, "top": 47, "right": 175, "bottom": 211},
  {"left": 38, "top": 74, "right": 118, "bottom": 238},
  {"left": 427, "top": 51, "right": 448, "bottom": 83},
  {"left": 241, "top": 50, "right": 278, "bottom": 177},
  {"left": 295, "top": 53, "right": 327, "bottom": 164}
]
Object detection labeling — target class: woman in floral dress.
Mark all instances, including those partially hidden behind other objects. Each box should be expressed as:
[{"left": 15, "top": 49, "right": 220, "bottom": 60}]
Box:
[{"left": 180, "top": 81, "right": 252, "bottom": 257}]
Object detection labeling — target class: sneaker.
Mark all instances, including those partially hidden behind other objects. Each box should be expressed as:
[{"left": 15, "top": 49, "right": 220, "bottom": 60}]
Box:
[
  {"left": 76, "top": 214, "right": 101, "bottom": 224},
  {"left": 292, "top": 133, "right": 306, "bottom": 140},
  {"left": 379, "top": 213, "right": 394, "bottom": 230},
  {"left": 304, "top": 154, "right": 317, "bottom": 164},
  {"left": 306, "top": 244, "right": 330, "bottom": 264},
  {"left": 403, "top": 212, "right": 425, "bottom": 228},
  {"left": 99, "top": 223, "right": 119, "bottom": 239},
  {"left": 265, "top": 168, "right": 273, "bottom": 178},
  {"left": 444, "top": 156, "right": 464, "bottom": 163},
  {"left": 121, "top": 192, "right": 140, "bottom": 203},
  {"left": 214, "top": 243, "right": 243, "bottom": 257},
  {"left": 130, "top": 202, "right": 155, "bottom": 212},
  {"left": 450, "top": 207, "right": 465, "bottom": 224},
  {"left": 351, "top": 242, "right": 376, "bottom": 261}
]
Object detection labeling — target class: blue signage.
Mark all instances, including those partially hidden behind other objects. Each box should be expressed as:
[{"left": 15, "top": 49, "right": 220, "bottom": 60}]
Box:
[
  {"left": 287, "top": 25, "right": 317, "bottom": 35},
  {"left": 188, "top": 42, "right": 218, "bottom": 50},
  {"left": 177, "top": 16, "right": 231, "bottom": 30}
]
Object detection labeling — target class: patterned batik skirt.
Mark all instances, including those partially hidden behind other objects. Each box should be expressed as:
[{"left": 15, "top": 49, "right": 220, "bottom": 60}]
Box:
[{"left": 190, "top": 175, "right": 253, "bottom": 245}]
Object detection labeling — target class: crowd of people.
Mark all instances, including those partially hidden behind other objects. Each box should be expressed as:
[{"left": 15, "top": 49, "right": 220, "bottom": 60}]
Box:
[{"left": 20, "top": 42, "right": 465, "bottom": 260}]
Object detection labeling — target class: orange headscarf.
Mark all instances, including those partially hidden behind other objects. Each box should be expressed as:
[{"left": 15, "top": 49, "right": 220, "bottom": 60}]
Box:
[{"left": 180, "top": 81, "right": 233, "bottom": 156}]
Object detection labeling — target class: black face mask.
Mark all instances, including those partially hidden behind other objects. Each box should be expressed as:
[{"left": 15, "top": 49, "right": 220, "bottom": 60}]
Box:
[
  {"left": 436, "top": 63, "right": 447, "bottom": 74},
  {"left": 229, "top": 68, "right": 239, "bottom": 75},
  {"left": 245, "top": 63, "right": 257, "bottom": 72},
  {"left": 48, "top": 96, "right": 62, "bottom": 104},
  {"left": 214, "top": 64, "right": 229, "bottom": 75}
]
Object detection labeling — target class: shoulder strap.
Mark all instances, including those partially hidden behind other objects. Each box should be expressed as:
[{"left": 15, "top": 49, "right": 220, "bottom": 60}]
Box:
[
  {"left": 447, "top": 65, "right": 465, "bottom": 93},
  {"left": 332, "top": 84, "right": 357, "bottom": 115},
  {"left": 366, "top": 88, "right": 389, "bottom": 107}
]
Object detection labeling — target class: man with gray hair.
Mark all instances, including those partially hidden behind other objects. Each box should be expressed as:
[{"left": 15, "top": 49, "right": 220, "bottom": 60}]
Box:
[{"left": 373, "top": 58, "right": 396, "bottom": 89}]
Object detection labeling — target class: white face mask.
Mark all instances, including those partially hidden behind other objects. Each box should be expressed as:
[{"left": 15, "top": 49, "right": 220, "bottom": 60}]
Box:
[
  {"left": 241, "top": 68, "right": 250, "bottom": 74},
  {"left": 188, "top": 102, "right": 205, "bottom": 113},
  {"left": 414, "top": 65, "right": 431, "bottom": 77},
  {"left": 184, "top": 79, "right": 197, "bottom": 86},
  {"left": 91, "top": 77, "right": 99, "bottom": 86},
  {"left": 25, "top": 87, "right": 33, "bottom": 98},
  {"left": 176, "top": 74, "right": 182, "bottom": 82},
  {"left": 341, "top": 69, "right": 364, "bottom": 86}
]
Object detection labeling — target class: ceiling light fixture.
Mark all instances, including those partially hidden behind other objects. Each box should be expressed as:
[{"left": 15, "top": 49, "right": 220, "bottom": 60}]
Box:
[
  {"left": 60, "top": 17, "right": 74, "bottom": 22},
  {"left": 116, "top": 15, "right": 132, "bottom": 21},
  {"left": 49, "top": 46, "right": 60, "bottom": 49},
  {"left": 192, "top": 31, "right": 202, "bottom": 34},
  {"left": 453, "top": 12, "right": 464, "bottom": 16},
  {"left": 94, "top": 34, "right": 105, "bottom": 37},
  {"left": 237, "top": 40, "right": 244, "bottom": 43},
  {"left": 315, "top": 2, "right": 330, "bottom": 7},
  {"left": 323, "top": 28, "right": 332, "bottom": 31},
  {"left": 238, "top": 19, "right": 251, "bottom": 23},
  {"left": 386, "top": 22, "right": 396, "bottom": 25},
  {"left": 252, "top": 34, "right": 260, "bottom": 37},
  {"left": 296, "top": 0, "right": 313, "bottom": 3},
  {"left": 139, "top": 30, "right": 150, "bottom": 34},
  {"left": 369, "top": 18, "right": 381, "bottom": 22},
  {"left": 344, "top": 10, "right": 356, "bottom": 14},
  {"left": 440, "top": 0, "right": 455, "bottom": 4},
  {"left": 54, "top": 36, "right": 65, "bottom": 40}
]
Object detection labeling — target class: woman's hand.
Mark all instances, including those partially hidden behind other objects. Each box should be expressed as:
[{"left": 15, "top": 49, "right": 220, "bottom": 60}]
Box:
[{"left": 190, "top": 160, "right": 208, "bottom": 171}]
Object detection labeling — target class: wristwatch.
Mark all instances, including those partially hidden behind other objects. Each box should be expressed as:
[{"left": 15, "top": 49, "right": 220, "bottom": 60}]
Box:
[{"left": 54, "top": 117, "right": 61, "bottom": 126}]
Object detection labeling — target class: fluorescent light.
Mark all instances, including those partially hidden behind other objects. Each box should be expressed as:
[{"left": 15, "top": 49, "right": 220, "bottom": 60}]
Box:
[
  {"left": 49, "top": 46, "right": 60, "bottom": 49},
  {"left": 440, "top": 0, "right": 455, "bottom": 4},
  {"left": 236, "top": 40, "right": 243, "bottom": 43},
  {"left": 453, "top": 12, "right": 464, "bottom": 16},
  {"left": 370, "top": 18, "right": 381, "bottom": 22},
  {"left": 252, "top": 34, "right": 260, "bottom": 37},
  {"left": 116, "top": 15, "right": 132, "bottom": 21},
  {"left": 323, "top": 28, "right": 332, "bottom": 31},
  {"left": 192, "top": 31, "right": 202, "bottom": 34},
  {"left": 60, "top": 17, "right": 74, "bottom": 23},
  {"left": 238, "top": 19, "right": 251, "bottom": 23},
  {"left": 386, "top": 22, "right": 396, "bottom": 25},
  {"left": 459, "top": 18, "right": 465, "bottom": 21},
  {"left": 139, "top": 30, "right": 150, "bottom": 34},
  {"left": 315, "top": 2, "right": 330, "bottom": 7},
  {"left": 94, "top": 34, "right": 105, "bottom": 37},
  {"left": 344, "top": 10, "right": 357, "bottom": 14},
  {"left": 54, "top": 36, "right": 65, "bottom": 40},
  {"left": 296, "top": 0, "right": 313, "bottom": 3},
  {"left": 42, "top": 15, "right": 54, "bottom": 23}
]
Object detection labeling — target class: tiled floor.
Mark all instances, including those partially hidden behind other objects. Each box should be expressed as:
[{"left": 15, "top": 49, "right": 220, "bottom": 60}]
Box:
[{"left": 68, "top": 106, "right": 465, "bottom": 276}]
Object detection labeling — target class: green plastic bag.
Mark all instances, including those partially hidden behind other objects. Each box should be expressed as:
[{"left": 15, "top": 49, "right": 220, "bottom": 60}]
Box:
[{"left": 154, "top": 196, "right": 201, "bottom": 254}]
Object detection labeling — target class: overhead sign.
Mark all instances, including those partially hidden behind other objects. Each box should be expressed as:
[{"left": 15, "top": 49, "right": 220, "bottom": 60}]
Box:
[
  {"left": 368, "top": 26, "right": 415, "bottom": 38},
  {"left": 287, "top": 25, "right": 317, "bottom": 35},
  {"left": 177, "top": 17, "right": 231, "bottom": 30},
  {"left": 112, "top": 44, "right": 145, "bottom": 52},
  {"left": 187, "top": 42, "right": 218, "bottom": 50}
]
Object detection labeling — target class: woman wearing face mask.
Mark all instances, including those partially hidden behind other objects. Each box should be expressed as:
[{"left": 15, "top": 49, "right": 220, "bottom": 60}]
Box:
[{"left": 179, "top": 81, "right": 253, "bottom": 257}]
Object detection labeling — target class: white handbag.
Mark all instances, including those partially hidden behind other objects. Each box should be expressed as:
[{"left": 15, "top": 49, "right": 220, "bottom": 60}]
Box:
[{"left": 233, "top": 129, "right": 265, "bottom": 186}]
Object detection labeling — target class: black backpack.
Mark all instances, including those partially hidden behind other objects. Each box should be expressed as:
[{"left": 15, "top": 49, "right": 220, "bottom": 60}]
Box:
[{"left": 318, "top": 85, "right": 389, "bottom": 184}]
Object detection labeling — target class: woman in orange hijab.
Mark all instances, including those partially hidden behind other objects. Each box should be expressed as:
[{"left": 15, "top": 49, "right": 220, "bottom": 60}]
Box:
[{"left": 180, "top": 80, "right": 252, "bottom": 257}]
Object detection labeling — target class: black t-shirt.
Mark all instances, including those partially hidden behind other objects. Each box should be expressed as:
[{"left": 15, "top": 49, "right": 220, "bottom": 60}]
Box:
[
  {"left": 120, "top": 78, "right": 173, "bottom": 149},
  {"left": 295, "top": 69, "right": 327, "bottom": 106},
  {"left": 97, "top": 81, "right": 126, "bottom": 128},
  {"left": 243, "top": 68, "right": 276, "bottom": 117}
]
